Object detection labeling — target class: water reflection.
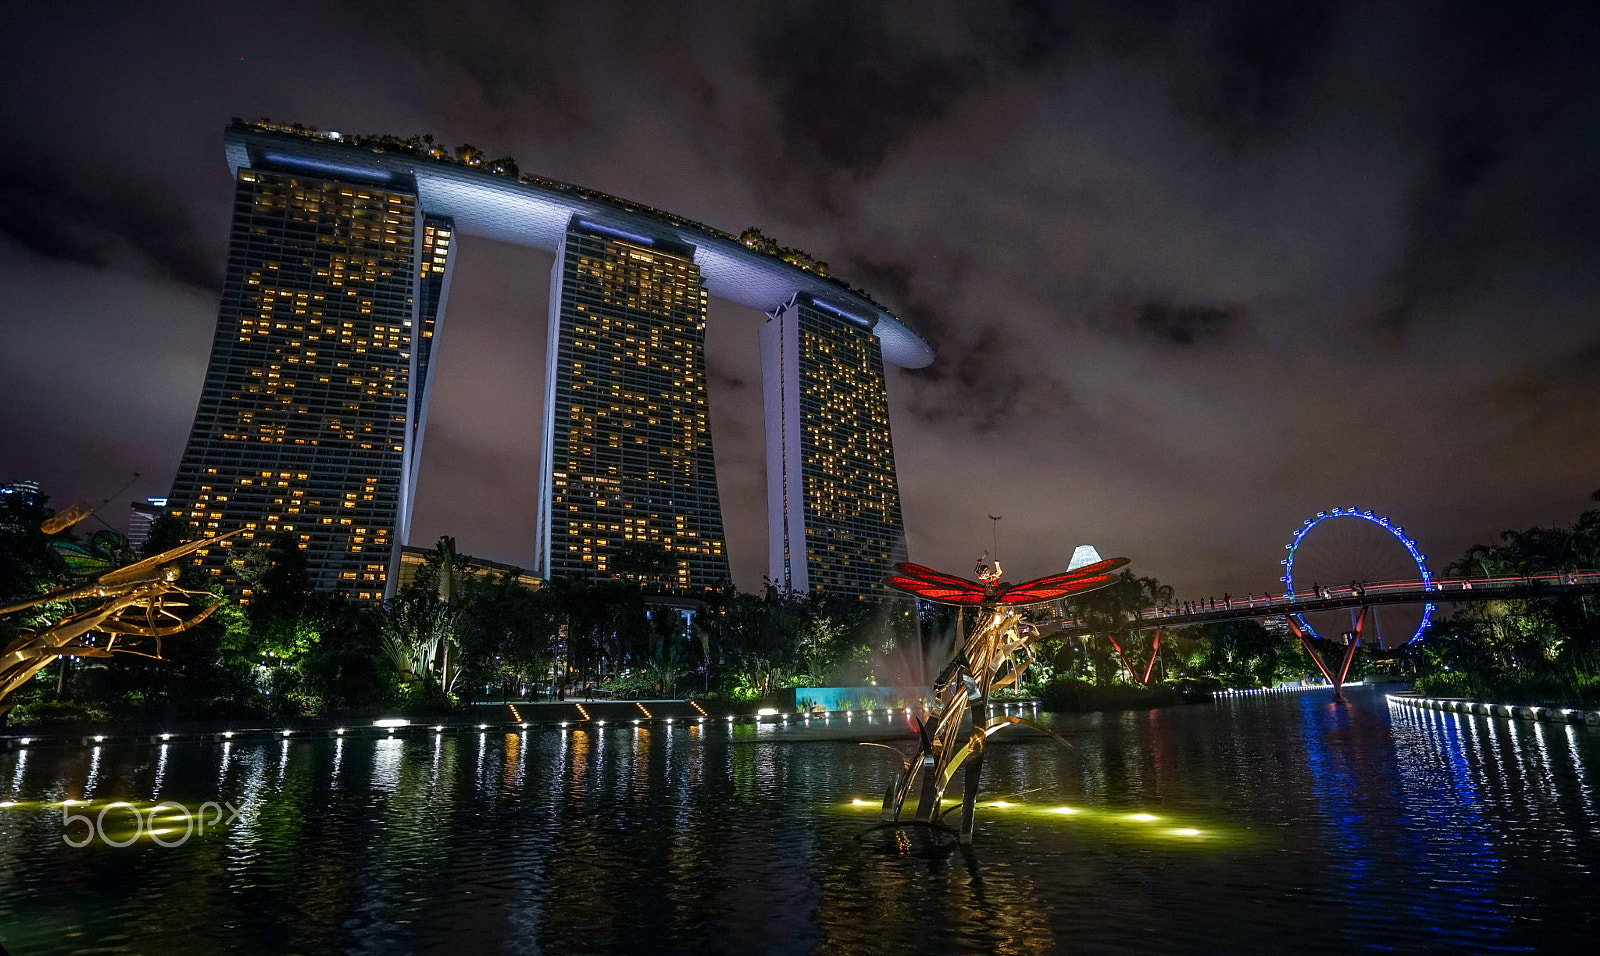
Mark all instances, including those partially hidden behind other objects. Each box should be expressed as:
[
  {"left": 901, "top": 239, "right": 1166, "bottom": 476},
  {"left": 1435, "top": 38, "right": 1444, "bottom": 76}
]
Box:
[{"left": 0, "top": 688, "right": 1597, "bottom": 954}]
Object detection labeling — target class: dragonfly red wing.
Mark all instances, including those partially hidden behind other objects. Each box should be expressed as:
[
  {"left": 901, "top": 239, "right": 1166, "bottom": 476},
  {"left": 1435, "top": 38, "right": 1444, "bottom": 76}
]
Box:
[
  {"left": 995, "top": 558, "right": 1130, "bottom": 606},
  {"left": 996, "top": 572, "right": 1118, "bottom": 606},
  {"left": 1054, "top": 557, "right": 1130, "bottom": 580},
  {"left": 1005, "top": 558, "right": 1130, "bottom": 592},
  {"left": 891, "top": 563, "right": 982, "bottom": 590},
  {"left": 884, "top": 574, "right": 986, "bottom": 604}
]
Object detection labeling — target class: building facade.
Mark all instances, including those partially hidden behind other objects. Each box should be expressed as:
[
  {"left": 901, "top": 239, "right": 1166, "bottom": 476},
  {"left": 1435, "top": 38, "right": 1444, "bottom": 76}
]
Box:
[
  {"left": 166, "top": 166, "right": 437, "bottom": 600},
  {"left": 536, "top": 220, "right": 729, "bottom": 591},
  {"left": 762, "top": 295, "right": 907, "bottom": 598}
]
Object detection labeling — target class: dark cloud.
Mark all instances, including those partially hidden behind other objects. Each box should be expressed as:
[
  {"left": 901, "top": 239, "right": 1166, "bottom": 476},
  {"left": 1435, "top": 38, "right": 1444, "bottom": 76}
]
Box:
[
  {"left": 1371, "top": 1, "right": 1600, "bottom": 330},
  {"left": 846, "top": 256, "right": 954, "bottom": 353},
  {"left": 1135, "top": 301, "right": 1236, "bottom": 346},
  {"left": 5, "top": 0, "right": 1600, "bottom": 599},
  {"left": 752, "top": 5, "right": 985, "bottom": 174},
  {"left": 751, "top": 0, "right": 1094, "bottom": 178},
  {"left": 0, "top": 164, "right": 217, "bottom": 291},
  {"left": 1185, "top": 1, "right": 1339, "bottom": 139}
]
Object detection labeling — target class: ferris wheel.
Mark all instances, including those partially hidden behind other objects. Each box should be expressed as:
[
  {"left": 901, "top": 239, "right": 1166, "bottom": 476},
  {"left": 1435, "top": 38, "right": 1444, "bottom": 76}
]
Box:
[{"left": 1282, "top": 508, "right": 1435, "bottom": 648}]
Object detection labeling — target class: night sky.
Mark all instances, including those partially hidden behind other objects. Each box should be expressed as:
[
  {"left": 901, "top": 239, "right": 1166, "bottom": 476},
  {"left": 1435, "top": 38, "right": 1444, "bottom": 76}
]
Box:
[{"left": 3, "top": 1, "right": 1599, "bottom": 598}]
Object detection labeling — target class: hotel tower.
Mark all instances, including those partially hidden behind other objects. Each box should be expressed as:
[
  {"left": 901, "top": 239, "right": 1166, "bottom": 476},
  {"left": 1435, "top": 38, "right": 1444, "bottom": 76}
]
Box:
[
  {"left": 535, "top": 220, "right": 728, "bottom": 591},
  {"left": 167, "top": 167, "right": 451, "bottom": 600},
  {"left": 762, "top": 296, "right": 906, "bottom": 596}
]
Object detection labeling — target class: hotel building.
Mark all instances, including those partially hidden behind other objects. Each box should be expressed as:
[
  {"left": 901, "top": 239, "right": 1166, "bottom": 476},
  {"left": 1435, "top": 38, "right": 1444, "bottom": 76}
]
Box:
[{"left": 168, "top": 122, "right": 931, "bottom": 600}]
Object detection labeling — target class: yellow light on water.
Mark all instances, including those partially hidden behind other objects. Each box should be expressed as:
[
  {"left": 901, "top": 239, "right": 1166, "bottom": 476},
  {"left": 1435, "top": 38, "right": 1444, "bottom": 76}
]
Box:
[
  {"left": 1051, "top": 806, "right": 1079, "bottom": 814},
  {"left": 990, "top": 800, "right": 1012, "bottom": 808},
  {"left": 1174, "top": 828, "right": 1202, "bottom": 836},
  {"left": 851, "top": 798, "right": 869, "bottom": 806},
  {"left": 1128, "top": 813, "right": 1158, "bottom": 822}
]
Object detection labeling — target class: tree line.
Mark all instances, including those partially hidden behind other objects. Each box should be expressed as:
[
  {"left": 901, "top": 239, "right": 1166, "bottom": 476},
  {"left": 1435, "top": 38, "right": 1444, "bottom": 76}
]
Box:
[{"left": 9, "top": 484, "right": 1596, "bottom": 723}]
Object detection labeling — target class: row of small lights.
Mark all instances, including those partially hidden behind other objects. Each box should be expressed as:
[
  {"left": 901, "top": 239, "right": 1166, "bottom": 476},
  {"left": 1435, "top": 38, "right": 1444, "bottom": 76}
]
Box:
[
  {"left": 2, "top": 705, "right": 1043, "bottom": 749},
  {"left": 1215, "top": 685, "right": 1328, "bottom": 697},
  {"left": 1388, "top": 694, "right": 1599, "bottom": 725}
]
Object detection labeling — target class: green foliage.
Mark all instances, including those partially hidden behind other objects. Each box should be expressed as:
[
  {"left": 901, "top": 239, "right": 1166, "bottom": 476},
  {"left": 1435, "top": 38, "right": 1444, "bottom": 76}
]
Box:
[
  {"left": 1195, "top": 619, "right": 1305, "bottom": 689},
  {"left": 725, "top": 654, "right": 792, "bottom": 701},
  {"left": 1401, "top": 495, "right": 1600, "bottom": 706},
  {"left": 10, "top": 699, "right": 109, "bottom": 722}
]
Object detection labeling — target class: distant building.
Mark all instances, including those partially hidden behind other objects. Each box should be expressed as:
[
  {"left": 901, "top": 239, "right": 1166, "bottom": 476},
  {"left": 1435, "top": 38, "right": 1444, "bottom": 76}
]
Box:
[
  {"left": 393, "top": 546, "right": 542, "bottom": 593},
  {"left": 127, "top": 498, "right": 168, "bottom": 555},
  {"left": 1067, "top": 545, "right": 1103, "bottom": 571},
  {"left": 762, "top": 295, "right": 907, "bottom": 599},
  {"left": 536, "top": 219, "right": 729, "bottom": 592},
  {"left": 1, "top": 480, "right": 42, "bottom": 535}
]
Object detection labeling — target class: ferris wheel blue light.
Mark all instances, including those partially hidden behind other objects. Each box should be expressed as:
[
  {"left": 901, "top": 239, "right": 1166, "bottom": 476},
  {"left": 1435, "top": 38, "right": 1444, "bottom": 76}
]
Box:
[{"left": 1283, "top": 508, "right": 1435, "bottom": 644}]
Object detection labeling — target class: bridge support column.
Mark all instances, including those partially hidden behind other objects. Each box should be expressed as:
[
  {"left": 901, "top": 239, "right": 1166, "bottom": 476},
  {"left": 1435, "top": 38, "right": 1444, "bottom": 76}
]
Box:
[
  {"left": 1286, "top": 607, "right": 1369, "bottom": 703},
  {"left": 1106, "top": 631, "right": 1141, "bottom": 685},
  {"left": 1141, "top": 630, "right": 1163, "bottom": 685}
]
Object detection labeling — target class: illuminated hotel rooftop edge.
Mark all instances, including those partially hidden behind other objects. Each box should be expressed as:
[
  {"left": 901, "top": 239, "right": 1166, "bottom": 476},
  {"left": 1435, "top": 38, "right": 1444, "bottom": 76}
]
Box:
[{"left": 224, "top": 122, "right": 934, "bottom": 369}]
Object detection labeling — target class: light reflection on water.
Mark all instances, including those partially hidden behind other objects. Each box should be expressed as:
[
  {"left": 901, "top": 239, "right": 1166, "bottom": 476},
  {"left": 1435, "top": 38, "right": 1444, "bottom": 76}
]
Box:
[{"left": 0, "top": 686, "right": 1597, "bottom": 954}]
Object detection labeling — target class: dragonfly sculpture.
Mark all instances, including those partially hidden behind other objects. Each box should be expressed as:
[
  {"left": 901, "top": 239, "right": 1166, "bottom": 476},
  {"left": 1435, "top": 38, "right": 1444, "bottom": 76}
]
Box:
[
  {"left": 0, "top": 517, "right": 242, "bottom": 720},
  {"left": 876, "top": 552, "right": 1128, "bottom": 843}
]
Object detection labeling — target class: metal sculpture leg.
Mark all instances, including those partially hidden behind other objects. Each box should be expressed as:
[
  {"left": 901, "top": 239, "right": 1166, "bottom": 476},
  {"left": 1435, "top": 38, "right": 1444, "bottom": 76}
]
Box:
[
  {"left": 958, "top": 745, "right": 985, "bottom": 844},
  {"left": 913, "top": 751, "right": 942, "bottom": 821},
  {"left": 881, "top": 770, "right": 901, "bottom": 821}
]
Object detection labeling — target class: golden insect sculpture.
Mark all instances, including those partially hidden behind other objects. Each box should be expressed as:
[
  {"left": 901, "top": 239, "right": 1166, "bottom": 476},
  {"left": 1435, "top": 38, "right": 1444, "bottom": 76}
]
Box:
[
  {"left": 877, "top": 553, "right": 1129, "bottom": 843},
  {"left": 0, "top": 518, "right": 242, "bottom": 720}
]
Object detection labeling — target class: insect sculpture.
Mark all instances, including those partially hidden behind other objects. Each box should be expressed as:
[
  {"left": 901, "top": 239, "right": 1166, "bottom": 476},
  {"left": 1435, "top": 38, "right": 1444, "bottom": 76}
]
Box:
[
  {"left": 0, "top": 520, "right": 242, "bottom": 721},
  {"left": 878, "top": 552, "right": 1128, "bottom": 843}
]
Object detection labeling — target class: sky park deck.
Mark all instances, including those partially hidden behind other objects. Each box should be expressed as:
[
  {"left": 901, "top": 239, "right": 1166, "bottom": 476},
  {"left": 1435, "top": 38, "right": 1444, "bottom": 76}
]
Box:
[{"left": 223, "top": 121, "right": 935, "bottom": 369}]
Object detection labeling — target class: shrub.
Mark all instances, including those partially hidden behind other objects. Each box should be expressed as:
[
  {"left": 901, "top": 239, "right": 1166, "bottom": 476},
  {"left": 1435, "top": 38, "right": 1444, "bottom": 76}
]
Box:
[
  {"left": 10, "top": 700, "right": 110, "bottom": 723},
  {"left": 1037, "top": 677, "right": 1189, "bottom": 713}
]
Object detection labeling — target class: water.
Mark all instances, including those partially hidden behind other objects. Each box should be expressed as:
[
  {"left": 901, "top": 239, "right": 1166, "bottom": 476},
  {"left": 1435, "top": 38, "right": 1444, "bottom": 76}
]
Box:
[{"left": 2, "top": 687, "right": 1597, "bottom": 954}]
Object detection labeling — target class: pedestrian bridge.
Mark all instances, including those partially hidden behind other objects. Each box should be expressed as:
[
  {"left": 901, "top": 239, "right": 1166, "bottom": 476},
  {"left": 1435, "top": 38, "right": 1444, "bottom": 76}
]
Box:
[{"left": 1049, "top": 569, "right": 1600, "bottom": 637}]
